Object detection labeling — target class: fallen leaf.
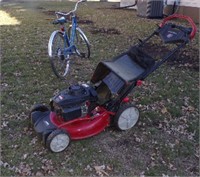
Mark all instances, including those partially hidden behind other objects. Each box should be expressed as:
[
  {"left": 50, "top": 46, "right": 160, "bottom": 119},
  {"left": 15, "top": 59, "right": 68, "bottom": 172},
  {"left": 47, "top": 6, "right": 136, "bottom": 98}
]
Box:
[
  {"left": 94, "top": 165, "right": 109, "bottom": 176},
  {"left": 35, "top": 171, "right": 43, "bottom": 176},
  {"left": 161, "top": 107, "right": 168, "bottom": 114},
  {"left": 1, "top": 121, "right": 9, "bottom": 128},
  {"left": 106, "top": 165, "right": 112, "bottom": 171},
  {"left": 23, "top": 153, "right": 28, "bottom": 159},
  {"left": 135, "top": 137, "right": 141, "bottom": 142}
]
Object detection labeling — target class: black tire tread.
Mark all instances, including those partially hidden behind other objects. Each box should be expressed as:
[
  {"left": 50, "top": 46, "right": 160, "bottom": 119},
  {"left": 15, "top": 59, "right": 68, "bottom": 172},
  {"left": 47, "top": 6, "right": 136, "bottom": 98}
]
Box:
[
  {"left": 49, "top": 32, "right": 66, "bottom": 79},
  {"left": 29, "top": 104, "right": 49, "bottom": 119},
  {"left": 46, "top": 129, "right": 71, "bottom": 153},
  {"left": 68, "top": 27, "right": 90, "bottom": 58},
  {"left": 114, "top": 103, "right": 139, "bottom": 131}
]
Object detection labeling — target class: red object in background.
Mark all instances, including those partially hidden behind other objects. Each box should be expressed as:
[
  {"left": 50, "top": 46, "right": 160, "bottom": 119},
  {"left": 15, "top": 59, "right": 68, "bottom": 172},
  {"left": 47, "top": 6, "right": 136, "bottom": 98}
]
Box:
[
  {"left": 60, "top": 26, "right": 65, "bottom": 32},
  {"left": 136, "top": 80, "right": 143, "bottom": 86},
  {"left": 122, "top": 97, "right": 130, "bottom": 103},
  {"left": 159, "top": 14, "right": 197, "bottom": 40}
]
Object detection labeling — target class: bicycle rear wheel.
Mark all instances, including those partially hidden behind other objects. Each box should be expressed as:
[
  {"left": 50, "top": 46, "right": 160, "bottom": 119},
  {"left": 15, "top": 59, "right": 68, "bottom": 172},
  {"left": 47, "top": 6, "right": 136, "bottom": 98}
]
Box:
[
  {"left": 48, "top": 31, "right": 70, "bottom": 79},
  {"left": 69, "top": 27, "right": 90, "bottom": 58}
]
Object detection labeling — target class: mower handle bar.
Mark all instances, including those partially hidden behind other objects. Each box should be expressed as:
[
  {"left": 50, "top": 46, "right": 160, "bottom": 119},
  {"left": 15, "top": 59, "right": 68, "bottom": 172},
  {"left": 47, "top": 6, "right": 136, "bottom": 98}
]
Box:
[
  {"left": 55, "top": 0, "right": 85, "bottom": 17},
  {"left": 159, "top": 14, "right": 197, "bottom": 40}
]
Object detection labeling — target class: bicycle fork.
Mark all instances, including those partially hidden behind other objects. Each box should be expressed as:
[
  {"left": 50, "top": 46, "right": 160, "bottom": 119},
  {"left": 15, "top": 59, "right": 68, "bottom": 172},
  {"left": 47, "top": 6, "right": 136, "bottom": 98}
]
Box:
[{"left": 63, "top": 58, "right": 70, "bottom": 76}]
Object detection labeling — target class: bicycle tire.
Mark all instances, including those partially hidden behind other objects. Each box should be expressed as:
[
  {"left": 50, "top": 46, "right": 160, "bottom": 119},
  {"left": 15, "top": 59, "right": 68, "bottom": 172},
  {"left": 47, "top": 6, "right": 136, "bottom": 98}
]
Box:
[
  {"left": 48, "top": 31, "right": 70, "bottom": 79},
  {"left": 68, "top": 27, "right": 90, "bottom": 58}
]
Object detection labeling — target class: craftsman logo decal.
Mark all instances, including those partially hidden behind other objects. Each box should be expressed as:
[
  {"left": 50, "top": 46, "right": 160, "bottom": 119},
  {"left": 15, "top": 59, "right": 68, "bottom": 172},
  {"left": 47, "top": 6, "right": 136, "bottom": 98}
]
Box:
[
  {"left": 44, "top": 121, "right": 49, "bottom": 126},
  {"left": 167, "top": 31, "right": 177, "bottom": 38},
  {"left": 59, "top": 95, "right": 63, "bottom": 100},
  {"left": 167, "top": 33, "right": 173, "bottom": 38}
]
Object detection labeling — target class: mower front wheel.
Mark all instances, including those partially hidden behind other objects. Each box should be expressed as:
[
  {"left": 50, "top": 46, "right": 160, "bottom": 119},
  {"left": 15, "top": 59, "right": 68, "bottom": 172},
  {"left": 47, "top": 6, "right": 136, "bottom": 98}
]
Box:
[
  {"left": 46, "top": 129, "right": 71, "bottom": 153},
  {"left": 114, "top": 104, "right": 140, "bottom": 131}
]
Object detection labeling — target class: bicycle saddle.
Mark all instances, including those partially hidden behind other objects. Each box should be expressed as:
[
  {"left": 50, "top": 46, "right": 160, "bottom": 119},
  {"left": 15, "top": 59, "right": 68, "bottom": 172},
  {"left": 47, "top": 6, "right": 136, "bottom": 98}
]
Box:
[{"left": 52, "top": 16, "right": 67, "bottom": 25}]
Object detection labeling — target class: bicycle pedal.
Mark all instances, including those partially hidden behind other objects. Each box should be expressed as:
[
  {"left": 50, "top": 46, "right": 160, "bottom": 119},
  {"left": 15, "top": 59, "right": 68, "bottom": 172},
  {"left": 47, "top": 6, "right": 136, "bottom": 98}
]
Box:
[
  {"left": 60, "top": 55, "right": 65, "bottom": 60},
  {"left": 80, "top": 53, "right": 85, "bottom": 58},
  {"left": 65, "top": 58, "right": 70, "bottom": 61},
  {"left": 65, "top": 55, "right": 70, "bottom": 60}
]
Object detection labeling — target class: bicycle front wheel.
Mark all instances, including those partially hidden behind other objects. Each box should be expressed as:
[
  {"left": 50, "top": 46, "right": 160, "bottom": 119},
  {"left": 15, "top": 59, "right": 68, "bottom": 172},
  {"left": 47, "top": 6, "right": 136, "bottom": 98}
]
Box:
[
  {"left": 48, "top": 31, "right": 70, "bottom": 79},
  {"left": 69, "top": 27, "right": 90, "bottom": 58}
]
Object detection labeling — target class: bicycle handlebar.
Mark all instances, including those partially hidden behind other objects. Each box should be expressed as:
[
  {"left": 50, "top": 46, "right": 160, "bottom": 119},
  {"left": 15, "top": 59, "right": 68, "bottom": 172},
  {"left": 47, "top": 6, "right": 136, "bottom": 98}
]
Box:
[
  {"left": 159, "top": 14, "right": 197, "bottom": 40},
  {"left": 55, "top": 0, "right": 85, "bottom": 17}
]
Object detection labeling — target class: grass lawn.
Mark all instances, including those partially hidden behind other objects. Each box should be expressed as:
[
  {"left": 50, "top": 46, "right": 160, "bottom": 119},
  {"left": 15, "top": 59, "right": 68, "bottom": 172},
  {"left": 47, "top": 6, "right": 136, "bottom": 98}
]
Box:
[{"left": 1, "top": 0, "right": 199, "bottom": 176}]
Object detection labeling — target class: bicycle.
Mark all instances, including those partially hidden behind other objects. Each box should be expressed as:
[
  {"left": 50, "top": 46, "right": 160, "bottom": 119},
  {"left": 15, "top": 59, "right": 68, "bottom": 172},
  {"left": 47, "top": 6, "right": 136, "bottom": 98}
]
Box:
[{"left": 48, "top": 0, "right": 90, "bottom": 79}]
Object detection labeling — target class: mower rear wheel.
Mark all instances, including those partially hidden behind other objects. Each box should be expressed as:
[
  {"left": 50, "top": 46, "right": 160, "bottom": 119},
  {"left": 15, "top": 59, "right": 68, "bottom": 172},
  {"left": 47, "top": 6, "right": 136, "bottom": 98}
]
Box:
[
  {"left": 30, "top": 104, "right": 49, "bottom": 114},
  {"left": 29, "top": 104, "right": 49, "bottom": 124},
  {"left": 46, "top": 129, "right": 71, "bottom": 153},
  {"left": 114, "top": 104, "right": 139, "bottom": 131}
]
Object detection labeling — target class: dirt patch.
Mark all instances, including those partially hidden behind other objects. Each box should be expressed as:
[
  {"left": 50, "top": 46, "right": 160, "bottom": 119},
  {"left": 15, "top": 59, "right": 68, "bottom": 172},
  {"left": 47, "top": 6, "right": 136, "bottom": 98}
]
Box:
[
  {"left": 167, "top": 48, "right": 199, "bottom": 71},
  {"left": 36, "top": 6, "right": 45, "bottom": 10},
  {"left": 90, "top": 27, "right": 121, "bottom": 35},
  {"left": 41, "top": 11, "right": 94, "bottom": 25},
  {"left": 78, "top": 19, "right": 94, "bottom": 25},
  {"left": 139, "top": 41, "right": 199, "bottom": 71},
  {"left": 42, "top": 10, "right": 55, "bottom": 16}
]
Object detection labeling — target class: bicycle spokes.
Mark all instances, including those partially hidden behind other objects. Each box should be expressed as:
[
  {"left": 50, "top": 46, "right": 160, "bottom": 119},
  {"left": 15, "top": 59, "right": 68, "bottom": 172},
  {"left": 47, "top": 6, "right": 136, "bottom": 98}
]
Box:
[
  {"left": 57, "top": 48, "right": 65, "bottom": 60},
  {"left": 76, "top": 50, "right": 85, "bottom": 57}
]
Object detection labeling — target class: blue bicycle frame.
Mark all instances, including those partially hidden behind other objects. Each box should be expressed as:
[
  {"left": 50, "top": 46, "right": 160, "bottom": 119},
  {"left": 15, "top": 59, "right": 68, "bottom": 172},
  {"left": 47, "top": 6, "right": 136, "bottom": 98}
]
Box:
[{"left": 63, "top": 15, "right": 77, "bottom": 57}]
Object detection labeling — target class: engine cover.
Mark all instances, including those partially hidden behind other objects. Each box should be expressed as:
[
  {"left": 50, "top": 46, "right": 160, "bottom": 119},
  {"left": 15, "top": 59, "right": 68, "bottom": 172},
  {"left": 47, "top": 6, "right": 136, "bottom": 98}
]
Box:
[{"left": 50, "top": 84, "right": 98, "bottom": 121}]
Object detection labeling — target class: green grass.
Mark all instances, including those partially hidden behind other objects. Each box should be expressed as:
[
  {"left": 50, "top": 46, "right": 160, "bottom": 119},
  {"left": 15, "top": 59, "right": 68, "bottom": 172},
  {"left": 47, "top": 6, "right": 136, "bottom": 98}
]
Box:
[{"left": 1, "top": 0, "right": 199, "bottom": 176}]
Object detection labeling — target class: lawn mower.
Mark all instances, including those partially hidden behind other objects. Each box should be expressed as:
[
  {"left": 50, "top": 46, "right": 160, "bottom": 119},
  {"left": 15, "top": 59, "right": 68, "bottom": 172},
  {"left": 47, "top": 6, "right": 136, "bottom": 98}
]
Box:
[{"left": 30, "top": 14, "right": 197, "bottom": 152}]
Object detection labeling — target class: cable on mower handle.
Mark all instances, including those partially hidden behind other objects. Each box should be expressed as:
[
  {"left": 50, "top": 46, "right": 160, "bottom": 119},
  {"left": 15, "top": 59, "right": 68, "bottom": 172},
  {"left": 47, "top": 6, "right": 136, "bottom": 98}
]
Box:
[
  {"left": 55, "top": 0, "right": 85, "bottom": 17},
  {"left": 159, "top": 14, "right": 197, "bottom": 40}
]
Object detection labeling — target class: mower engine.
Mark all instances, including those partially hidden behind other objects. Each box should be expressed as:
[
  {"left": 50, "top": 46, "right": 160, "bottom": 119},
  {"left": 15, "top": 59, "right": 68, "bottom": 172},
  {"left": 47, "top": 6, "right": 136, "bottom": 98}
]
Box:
[{"left": 50, "top": 84, "right": 98, "bottom": 121}]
